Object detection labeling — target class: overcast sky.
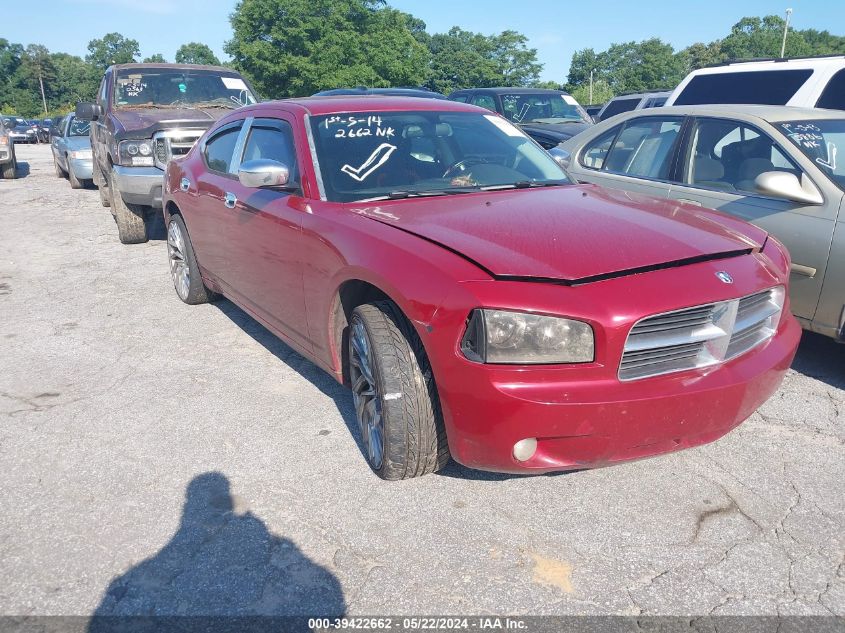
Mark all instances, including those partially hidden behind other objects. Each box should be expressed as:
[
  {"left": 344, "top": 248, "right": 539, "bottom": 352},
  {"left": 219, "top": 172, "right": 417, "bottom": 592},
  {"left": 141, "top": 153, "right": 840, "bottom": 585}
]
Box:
[{"left": 5, "top": 0, "right": 843, "bottom": 82}]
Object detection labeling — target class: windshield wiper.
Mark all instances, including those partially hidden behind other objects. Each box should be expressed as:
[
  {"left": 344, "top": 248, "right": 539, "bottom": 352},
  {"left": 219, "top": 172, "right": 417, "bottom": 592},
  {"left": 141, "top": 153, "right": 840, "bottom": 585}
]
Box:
[
  {"left": 480, "top": 180, "right": 571, "bottom": 191},
  {"left": 358, "top": 189, "right": 480, "bottom": 202}
]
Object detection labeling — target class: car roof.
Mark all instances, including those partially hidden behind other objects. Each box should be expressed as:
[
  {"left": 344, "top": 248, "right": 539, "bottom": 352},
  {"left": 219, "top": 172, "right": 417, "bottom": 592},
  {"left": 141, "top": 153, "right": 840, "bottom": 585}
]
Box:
[
  {"left": 109, "top": 63, "right": 241, "bottom": 73},
  {"left": 250, "top": 96, "right": 483, "bottom": 116},
  {"left": 692, "top": 55, "right": 845, "bottom": 74},
  {"left": 606, "top": 104, "right": 845, "bottom": 123},
  {"left": 611, "top": 90, "right": 672, "bottom": 99},
  {"left": 450, "top": 87, "right": 570, "bottom": 95},
  {"left": 313, "top": 87, "right": 446, "bottom": 99}
]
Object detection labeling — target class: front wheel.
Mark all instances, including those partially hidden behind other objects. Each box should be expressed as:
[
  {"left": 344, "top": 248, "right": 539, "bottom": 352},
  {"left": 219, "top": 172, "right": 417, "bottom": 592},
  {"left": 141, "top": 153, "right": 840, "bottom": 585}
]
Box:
[
  {"left": 108, "top": 169, "right": 147, "bottom": 244},
  {"left": 166, "top": 214, "right": 215, "bottom": 305},
  {"left": 67, "top": 159, "right": 84, "bottom": 189},
  {"left": 349, "top": 301, "right": 449, "bottom": 480},
  {"left": 1, "top": 158, "right": 14, "bottom": 179},
  {"left": 53, "top": 153, "right": 67, "bottom": 178}
]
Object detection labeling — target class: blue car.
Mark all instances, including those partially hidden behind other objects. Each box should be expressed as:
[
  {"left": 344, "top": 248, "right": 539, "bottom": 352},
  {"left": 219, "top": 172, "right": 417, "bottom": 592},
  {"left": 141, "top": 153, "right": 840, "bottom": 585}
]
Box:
[{"left": 51, "top": 115, "right": 93, "bottom": 188}]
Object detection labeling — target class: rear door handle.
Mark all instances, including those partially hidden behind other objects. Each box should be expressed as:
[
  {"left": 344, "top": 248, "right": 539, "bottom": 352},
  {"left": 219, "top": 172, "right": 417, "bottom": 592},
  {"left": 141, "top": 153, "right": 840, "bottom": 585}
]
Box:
[
  {"left": 676, "top": 198, "right": 702, "bottom": 206},
  {"left": 224, "top": 192, "right": 237, "bottom": 208},
  {"left": 180, "top": 177, "right": 190, "bottom": 192}
]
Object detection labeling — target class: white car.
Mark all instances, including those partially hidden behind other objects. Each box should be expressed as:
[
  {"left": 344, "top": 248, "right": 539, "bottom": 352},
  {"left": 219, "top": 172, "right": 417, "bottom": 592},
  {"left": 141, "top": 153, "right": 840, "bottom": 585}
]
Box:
[{"left": 666, "top": 55, "right": 845, "bottom": 111}]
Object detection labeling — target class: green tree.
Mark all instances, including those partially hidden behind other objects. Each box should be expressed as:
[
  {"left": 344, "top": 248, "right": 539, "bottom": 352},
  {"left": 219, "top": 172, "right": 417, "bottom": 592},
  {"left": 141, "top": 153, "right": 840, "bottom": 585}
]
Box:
[
  {"left": 175, "top": 43, "right": 220, "bottom": 65},
  {"left": 679, "top": 41, "right": 726, "bottom": 71},
  {"left": 425, "top": 27, "right": 542, "bottom": 94},
  {"left": 143, "top": 53, "right": 167, "bottom": 63},
  {"left": 86, "top": 33, "right": 140, "bottom": 71},
  {"left": 570, "top": 78, "right": 613, "bottom": 106},
  {"left": 720, "top": 15, "right": 812, "bottom": 59},
  {"left": 226, "top": 0, "right": 429, "bottom": 97}
]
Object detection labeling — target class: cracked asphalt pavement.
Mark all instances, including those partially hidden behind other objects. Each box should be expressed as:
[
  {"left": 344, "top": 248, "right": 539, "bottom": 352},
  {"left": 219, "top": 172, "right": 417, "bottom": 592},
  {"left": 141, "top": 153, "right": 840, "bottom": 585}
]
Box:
[{"left": 1, "top": 145, "right": 843, "bottom": 618}]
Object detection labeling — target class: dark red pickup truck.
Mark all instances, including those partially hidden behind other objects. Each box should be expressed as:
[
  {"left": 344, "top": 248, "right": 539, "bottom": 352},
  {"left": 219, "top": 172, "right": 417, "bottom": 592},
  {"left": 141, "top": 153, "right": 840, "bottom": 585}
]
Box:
[{"left": 76, "top": 63, "right": 258, "bottom": 243}]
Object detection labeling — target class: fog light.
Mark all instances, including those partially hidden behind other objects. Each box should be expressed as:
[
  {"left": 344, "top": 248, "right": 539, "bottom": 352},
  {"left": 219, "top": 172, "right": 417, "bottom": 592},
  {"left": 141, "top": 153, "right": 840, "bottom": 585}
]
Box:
[{"left": 513, "top": 438, "right": 537, "bottom": 462}]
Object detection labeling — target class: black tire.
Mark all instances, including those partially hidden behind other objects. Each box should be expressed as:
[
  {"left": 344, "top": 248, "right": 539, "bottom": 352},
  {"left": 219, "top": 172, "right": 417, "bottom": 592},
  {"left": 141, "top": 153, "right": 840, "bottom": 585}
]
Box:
[
  {"left": 96, "top": 168, "right": 111, "bottom": 207},
  {"left": 1, "top": 158, "right": 14, "bottom": 180},
  {"left": 349, "top": 301, "right": 449, "bottom": 480},
  {"left": 67, "top": 159, "right": 84, "bottom": 189},
  {"left": 166, "top": 214, "right": 215, "bottom": 305},
  {"left": 108, "top": 169, "right": 147, "bottom": 244}
]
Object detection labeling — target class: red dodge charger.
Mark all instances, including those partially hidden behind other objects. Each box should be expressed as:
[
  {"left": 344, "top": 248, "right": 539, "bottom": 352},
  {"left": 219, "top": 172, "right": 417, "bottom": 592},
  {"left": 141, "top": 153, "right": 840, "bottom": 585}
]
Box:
[{"left": 162, "top": 97, "right": 800, "bottom": 479}]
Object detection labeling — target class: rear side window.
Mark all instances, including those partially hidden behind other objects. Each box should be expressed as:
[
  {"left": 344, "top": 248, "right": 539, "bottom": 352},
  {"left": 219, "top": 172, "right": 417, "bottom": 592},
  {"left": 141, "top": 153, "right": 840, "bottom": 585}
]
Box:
[
  {"left": 600, "top": 98, "right": 640, "bottom": 121},
  {"left": 471, "top": 94, "right": 497, "bottom": 111},
  {"left": 204, "top": 125, "right": 242, "bottom": 174},
  {"left": 602, "top": 117, "right": 683, "bottom": 179},
  {"left": 816, "top": 69, "right": 845, "bottom": 110},
  {"left": 673, "top": 69, "right": 813, "bottom": 106},
  {"left": 450, "top": 94, "right": 469, "bottom": 103}
]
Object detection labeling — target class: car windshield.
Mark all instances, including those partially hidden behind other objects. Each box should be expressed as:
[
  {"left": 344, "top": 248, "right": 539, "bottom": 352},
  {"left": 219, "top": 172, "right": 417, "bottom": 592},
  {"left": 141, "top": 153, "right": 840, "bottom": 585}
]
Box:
[
  {"left": 501, "top": 93, "right": 590, "bottom": 124},
  {"left": 113, "top": 69, "right": 257, "bottom": 109},
  {"left": 68, "top": 118, "right": 90, "bottom": 137},
  {"left": 777, "top": 119, "right": 845, "bottom": 191},
  {"left": 310, "top": 111, "right": 572, "bottom": 203}
]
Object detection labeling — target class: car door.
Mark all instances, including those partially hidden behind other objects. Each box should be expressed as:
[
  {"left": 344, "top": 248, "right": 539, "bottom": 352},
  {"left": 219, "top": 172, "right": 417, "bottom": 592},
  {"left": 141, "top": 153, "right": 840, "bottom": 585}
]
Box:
[
  {"left": 91, "top": 73, "right": 110, "bottom": 174},
  {"left": 188, "top": 120, "right": 245, "bottom": 287},
  {"left": 666, "top": 116, "right": 839, "bottom": 321},
  {"left": 570, "top": 115, "right": 685, "bottom": 199},
  {"left": 221, "top": 115, "right": 310, "bottom": 352},
  {"left": 52, "top": 117, "right": 67, "bottom": 169}
]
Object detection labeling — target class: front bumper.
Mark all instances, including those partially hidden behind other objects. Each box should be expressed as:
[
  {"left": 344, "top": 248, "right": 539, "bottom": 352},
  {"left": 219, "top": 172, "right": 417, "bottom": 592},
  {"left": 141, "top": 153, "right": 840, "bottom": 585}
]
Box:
[
  {"left": 111, "top": 165, "right": 164, "bottom": 208},
  {"left": 69, "top": 157, "right": 93, "bottom": 181},
  {"left": 440, "top": 316, "right": 799, "bottom": 473},
  {"left": 423, "top": 246, "right": 800, "bottom": 473},
  {"left": 9, "top": 134, "right": 34, "bottom": 143}
]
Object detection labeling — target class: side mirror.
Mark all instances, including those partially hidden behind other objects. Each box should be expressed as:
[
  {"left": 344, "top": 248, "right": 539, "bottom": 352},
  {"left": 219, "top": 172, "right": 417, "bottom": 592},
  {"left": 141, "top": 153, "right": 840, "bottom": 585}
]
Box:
[
  {"left": 754, "top": 171, "right": 823, "bottom": 205},
  {"left": 75, "top": 102, "right": 101, "bottom": 121},
  {"left": 548, "top": 147, "right": 571, "bottom": 169},
  {"left": 238, "top": 159, "right": 291, "bottom": 189}
]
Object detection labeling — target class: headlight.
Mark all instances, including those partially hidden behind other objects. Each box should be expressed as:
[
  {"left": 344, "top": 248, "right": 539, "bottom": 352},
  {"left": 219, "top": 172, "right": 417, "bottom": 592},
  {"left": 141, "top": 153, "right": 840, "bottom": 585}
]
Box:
[
  {"left": 118, "top": 140, "right": 154, "bottom": 166},
  {"left": 0, "top": 136, "right": 7, "bottom": 146},
  {"left": 461, "top": 309, "right": 594, "bottom": 364},
  {"left": 69, "top": 149, "right": 92, "bottom": 160}
]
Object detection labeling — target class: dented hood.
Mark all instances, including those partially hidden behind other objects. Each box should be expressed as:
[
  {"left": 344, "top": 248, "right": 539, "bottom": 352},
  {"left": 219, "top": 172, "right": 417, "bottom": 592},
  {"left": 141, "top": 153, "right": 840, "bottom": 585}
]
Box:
[
  {"left": 355, "top": 184, "right": 767, "bottom": 282},
  {"left": 111, "top": 107, "right": 221, "bottom": 140}
]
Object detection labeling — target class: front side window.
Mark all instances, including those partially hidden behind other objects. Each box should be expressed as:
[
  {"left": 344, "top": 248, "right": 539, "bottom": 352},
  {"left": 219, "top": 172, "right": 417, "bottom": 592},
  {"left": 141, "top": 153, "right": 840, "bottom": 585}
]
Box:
[
  {"left": 500, "top": 93, "right": 589, "bottom": 124},
  {"left": 113, "top": 69, "right": 257, "bottom": 109},
  {"left": 204, "top": 125, "right": 242, "bottom": 174},
  {"left": 309, "top": 111, "right": 571, "bottom": 202},
  {"left": 673, "top": 69, "right": 813, "bottom": 106},
  {"left": 686, "top": 118, "right": 800, "bottom": 194},
  {"left": 240, "top": 119, "right": 298, "bottom": 182},
  {"left": 449, "top": 94, "right": 469, "bottom": 103},
  {"left": 777, "top": 119, "right": 845, "bottom": 191},
  {"left": 592, "top": 117, "right": 683, "bottom": 179}
]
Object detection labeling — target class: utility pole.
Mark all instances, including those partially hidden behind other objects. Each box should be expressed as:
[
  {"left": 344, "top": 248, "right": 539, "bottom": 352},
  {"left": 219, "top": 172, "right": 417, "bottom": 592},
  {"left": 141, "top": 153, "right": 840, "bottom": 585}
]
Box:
[
  {"left": 780, "top": 8, "right": 793, "bottom": 58},
  {"left": 39, "top": 70, "right": 48, "bottom": 117},
  {"left": 589, "top": 69, "right": 594, "bottom": 104}
]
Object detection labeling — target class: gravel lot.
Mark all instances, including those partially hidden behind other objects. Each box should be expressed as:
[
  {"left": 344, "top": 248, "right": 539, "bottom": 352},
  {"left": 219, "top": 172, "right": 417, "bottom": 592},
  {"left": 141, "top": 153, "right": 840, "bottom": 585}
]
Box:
[{"left": 1, "top": 144, "right": 843, "bottom": 619}]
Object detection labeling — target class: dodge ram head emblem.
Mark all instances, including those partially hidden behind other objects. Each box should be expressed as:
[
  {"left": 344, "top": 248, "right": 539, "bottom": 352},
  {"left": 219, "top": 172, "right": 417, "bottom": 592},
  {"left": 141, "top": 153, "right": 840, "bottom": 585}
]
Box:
[{"left": 716, "top": 271, "right": 734, "bottom": 284}]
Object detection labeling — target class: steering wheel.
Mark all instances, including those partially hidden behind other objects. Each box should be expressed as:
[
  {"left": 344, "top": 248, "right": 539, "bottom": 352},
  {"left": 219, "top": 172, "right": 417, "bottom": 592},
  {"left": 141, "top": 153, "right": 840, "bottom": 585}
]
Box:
[{"left": 442, "top": 158, "right": 488, "bottom": 179}]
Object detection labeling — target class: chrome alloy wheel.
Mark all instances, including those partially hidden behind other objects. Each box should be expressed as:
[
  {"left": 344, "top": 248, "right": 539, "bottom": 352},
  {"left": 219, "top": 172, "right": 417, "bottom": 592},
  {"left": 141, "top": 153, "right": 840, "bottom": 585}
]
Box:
[
  {"left": 167, "top": 220, "right": 190, "bottom": 301},
  {"left": 350, "top": 320, "right": 384, "bottom": 469}
]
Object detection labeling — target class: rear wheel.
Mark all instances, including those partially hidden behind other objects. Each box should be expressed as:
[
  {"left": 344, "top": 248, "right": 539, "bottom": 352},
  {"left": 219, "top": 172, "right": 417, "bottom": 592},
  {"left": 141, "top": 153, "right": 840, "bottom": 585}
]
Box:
[
  {"left": 166, "top": 214, "right": 215, "bottom": 305},
  {"left": 349, "top": 301, "right": 449, "bottom": 480},
  {"left": 108, "top": 169, "right": 147, "bottom": 244}
]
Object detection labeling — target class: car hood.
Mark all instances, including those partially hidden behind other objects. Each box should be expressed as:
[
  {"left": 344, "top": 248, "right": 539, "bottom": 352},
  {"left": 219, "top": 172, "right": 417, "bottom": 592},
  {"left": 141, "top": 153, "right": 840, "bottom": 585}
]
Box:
[
  {"left": 520, "top": 121, "right": 590, "bottom": 141},
  {"left": 111, "top": 107, "right": 227, "bottom": 139},
  {"left": 353, "top": 185, "right": 767, "bottom": 282},
  {"left": 65, "top": 136, "right": 91, "bottom": 150}
]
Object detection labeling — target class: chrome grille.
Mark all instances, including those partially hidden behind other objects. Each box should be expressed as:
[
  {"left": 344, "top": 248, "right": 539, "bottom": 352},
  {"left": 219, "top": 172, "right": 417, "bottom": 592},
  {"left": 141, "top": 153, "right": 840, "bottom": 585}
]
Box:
[
  {"left": 152, "top": 129, "right": 204, "bottom": 169},
  {"left": 620, "top": 287, "right": 784, "bottom": 381}
]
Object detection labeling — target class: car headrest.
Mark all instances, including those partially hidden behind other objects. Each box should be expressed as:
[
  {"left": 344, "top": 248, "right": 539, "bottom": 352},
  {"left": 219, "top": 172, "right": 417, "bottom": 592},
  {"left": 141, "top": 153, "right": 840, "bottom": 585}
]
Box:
[{"left": 693, "top": 156, "right": 724, "bottom": 182}]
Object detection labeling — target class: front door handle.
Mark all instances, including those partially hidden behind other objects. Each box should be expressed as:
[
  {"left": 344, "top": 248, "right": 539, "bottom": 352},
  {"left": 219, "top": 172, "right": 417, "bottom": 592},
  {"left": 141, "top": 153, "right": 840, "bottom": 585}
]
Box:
[
  {"left": 224, "top": 192, "right": 237, "bottom": 208},
  {"left": 180, "top": 177, "right": 190, "bottom": 192}
]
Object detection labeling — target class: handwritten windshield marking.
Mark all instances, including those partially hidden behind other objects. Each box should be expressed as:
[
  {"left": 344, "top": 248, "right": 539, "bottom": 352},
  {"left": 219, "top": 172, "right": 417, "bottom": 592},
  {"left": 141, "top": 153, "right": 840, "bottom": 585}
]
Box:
[
  {"left": 341, "top": 143, "right": 397, "bottom": 182},
  {"left": 816, "top": 142, "right": 837, "bottom": 171}
]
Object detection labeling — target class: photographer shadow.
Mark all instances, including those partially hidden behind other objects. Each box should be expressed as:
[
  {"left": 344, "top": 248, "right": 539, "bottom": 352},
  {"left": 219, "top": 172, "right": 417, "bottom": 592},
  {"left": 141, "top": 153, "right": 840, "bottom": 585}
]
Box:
[{"left": 88, "top": 472, "right": 345, "bottom": 632}]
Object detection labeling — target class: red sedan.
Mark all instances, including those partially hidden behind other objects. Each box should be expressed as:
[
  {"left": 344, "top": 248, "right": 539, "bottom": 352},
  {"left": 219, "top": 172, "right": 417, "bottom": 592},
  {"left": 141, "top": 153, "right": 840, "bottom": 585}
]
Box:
[{"left": 162, "top": 97, "right": 800, "bottom": 479}]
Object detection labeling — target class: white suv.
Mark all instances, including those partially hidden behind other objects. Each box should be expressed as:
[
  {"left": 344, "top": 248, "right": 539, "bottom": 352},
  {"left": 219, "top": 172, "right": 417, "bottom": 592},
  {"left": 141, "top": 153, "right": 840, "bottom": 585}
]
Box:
[{"left": 666, "top": 56, "right": 845, "bottom": 111}]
